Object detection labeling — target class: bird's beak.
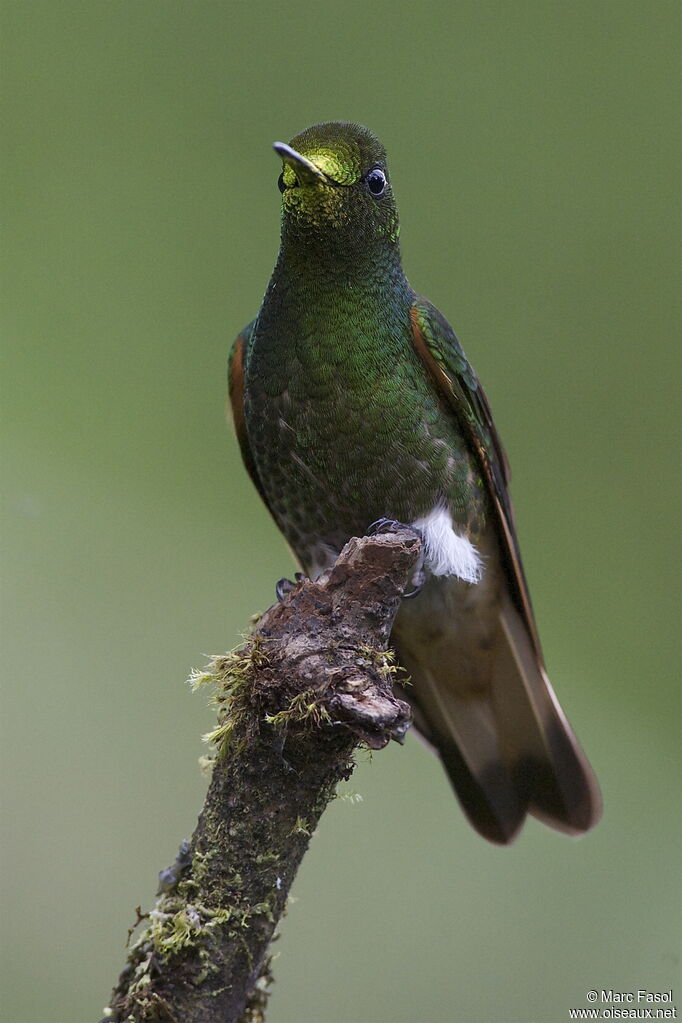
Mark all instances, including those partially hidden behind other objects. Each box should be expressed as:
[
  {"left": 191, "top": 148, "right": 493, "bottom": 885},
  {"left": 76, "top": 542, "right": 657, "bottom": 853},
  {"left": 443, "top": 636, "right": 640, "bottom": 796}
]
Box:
[{"left": 273, "top": 141, "right": 328, "bottom": 186}]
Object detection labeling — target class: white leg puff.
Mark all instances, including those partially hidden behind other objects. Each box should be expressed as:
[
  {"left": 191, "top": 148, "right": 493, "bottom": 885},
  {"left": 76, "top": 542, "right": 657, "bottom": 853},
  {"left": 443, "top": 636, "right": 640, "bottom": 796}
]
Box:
[{"left": 411, "top": 505, "right": 483, "bottom": 584}]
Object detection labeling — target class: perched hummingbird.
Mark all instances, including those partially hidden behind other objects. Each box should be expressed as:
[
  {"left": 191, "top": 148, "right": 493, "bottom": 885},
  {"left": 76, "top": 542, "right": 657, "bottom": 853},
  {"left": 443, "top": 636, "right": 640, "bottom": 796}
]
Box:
[{"left": 228, "top": 121, "right": 601, "bottom": 844}]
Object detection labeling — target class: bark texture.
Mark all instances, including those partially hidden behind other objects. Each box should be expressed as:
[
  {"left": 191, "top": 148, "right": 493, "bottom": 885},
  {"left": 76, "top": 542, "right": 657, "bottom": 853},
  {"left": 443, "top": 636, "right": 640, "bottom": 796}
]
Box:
[{"left": 103, "top": 528, "right": 419, "bottom": 1023}]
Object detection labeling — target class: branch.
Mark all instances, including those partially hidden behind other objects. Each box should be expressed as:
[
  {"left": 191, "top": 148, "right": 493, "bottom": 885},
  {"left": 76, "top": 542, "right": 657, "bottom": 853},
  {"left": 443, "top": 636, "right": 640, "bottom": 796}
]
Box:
[{"left": 102, "top": 528, "right": 420, "bottom": 1023}]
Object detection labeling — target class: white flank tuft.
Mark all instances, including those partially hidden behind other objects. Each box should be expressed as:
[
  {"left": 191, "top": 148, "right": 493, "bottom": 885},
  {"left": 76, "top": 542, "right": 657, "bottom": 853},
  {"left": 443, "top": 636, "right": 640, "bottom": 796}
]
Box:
[{"left": 412, "top": 505, "right": 483, "bottom": 584}]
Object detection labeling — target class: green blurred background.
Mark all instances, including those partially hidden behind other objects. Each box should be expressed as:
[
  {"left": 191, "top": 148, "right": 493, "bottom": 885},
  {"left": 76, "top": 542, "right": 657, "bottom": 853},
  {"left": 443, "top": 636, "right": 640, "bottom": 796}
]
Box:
[{"left": 2, "top": 2, "right": 680, "bottom": 1021}]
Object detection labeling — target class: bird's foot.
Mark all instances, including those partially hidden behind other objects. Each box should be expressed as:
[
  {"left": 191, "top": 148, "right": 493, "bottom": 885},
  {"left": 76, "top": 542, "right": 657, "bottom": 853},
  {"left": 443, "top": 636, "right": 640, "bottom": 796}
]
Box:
[
  {"left": 367, "top": 517, "right": 412, "bottom": 537},
  {"left": 275, "top": 572, "right": 307, "bottom": 604},
  {"left": 366, "top": 519, "right": 426, "bottom": 599}
]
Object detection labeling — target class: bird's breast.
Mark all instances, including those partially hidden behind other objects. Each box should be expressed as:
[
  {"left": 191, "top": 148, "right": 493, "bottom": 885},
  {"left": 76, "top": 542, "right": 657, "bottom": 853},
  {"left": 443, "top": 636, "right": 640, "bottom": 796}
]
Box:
[{"left": 244, "top": 303, "right": 486, "bottom": 565}]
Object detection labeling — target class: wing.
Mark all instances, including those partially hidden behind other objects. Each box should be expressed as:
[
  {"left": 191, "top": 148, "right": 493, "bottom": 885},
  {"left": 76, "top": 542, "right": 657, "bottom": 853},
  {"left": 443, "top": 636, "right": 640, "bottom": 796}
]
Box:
[
  {"left": 227, "top": 320, "right": 272, "bottom": 511},
  {"left": 405, "top": 298, "right": 601, "bottom": 841},
  {"left": 409, "top": 298, "right": 543, "bottom": 663}
]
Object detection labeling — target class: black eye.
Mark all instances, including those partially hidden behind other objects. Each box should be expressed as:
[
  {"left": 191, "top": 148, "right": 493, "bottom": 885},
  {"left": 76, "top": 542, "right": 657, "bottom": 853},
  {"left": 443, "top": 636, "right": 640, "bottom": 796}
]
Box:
[
  {"left": 365, "top": 168, "right": 387, "bottom": 197},
  {"left": 277, "top": 172, "right": 286, "bottom": 194}
]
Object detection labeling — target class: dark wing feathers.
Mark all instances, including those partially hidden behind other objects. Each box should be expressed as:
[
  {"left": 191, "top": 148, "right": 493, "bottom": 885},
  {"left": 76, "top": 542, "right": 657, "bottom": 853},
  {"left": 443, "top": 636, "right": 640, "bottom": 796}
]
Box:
[
  {"left": 410, "top": 300, "right": 544, "bottom": 663},
  {"left": 408, "top": 298, "right": 601, "bottom": 841}
]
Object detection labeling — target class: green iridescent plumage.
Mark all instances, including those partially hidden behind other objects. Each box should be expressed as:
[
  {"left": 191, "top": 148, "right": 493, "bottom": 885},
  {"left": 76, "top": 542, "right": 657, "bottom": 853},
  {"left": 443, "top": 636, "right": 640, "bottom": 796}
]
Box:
[{"left": 228, "top": 122, "right": 601, "bottom": 843}]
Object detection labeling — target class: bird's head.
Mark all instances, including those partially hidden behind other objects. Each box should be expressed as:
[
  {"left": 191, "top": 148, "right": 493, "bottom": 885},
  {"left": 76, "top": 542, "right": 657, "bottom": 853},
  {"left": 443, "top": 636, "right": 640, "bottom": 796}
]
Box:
[{"left": 273, "top": 122, "right": 399, "bottom": 253}]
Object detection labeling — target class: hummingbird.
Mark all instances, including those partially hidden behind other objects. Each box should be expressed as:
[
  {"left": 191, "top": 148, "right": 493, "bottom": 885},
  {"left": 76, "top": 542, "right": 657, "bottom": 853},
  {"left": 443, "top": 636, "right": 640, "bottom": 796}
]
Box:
[{"left": 228, "top": 121, "right": 601, "bottom": 844}]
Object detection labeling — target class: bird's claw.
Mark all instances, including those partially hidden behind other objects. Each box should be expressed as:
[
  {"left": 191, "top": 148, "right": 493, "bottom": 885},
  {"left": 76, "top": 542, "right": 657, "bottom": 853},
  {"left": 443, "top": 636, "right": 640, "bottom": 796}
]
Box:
[
  {"left": 365, "top": 519, "right": 426, "bottom": 599},
  {"left": 275, "top": 572, "right": 307, "bottom": 603},
  {"left": 367, "top": 517, "right": 408, "bottom": 536}
]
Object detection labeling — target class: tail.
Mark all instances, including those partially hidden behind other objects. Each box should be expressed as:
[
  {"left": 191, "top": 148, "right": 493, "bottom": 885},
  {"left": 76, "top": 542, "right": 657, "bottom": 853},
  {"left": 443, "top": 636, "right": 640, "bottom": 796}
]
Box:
[{"left": 394, "top": 588, "right": 602, "bottom": 845}]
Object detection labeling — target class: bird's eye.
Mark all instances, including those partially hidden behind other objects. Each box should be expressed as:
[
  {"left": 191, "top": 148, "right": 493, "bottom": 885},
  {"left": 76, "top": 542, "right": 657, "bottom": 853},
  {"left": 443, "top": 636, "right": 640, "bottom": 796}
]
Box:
[
  {"left": 365, "top": 168, "right": 387, "bottom": 197},
  {"left": 277, "top": 172, "right": 286, "bottom": 194}
]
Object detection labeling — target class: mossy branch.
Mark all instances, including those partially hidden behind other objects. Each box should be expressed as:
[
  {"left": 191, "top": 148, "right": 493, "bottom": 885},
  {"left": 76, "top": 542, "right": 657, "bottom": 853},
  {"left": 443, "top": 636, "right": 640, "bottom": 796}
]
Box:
[{"left": 102, "top": 528, "right": 420, "bottom": 1023}]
